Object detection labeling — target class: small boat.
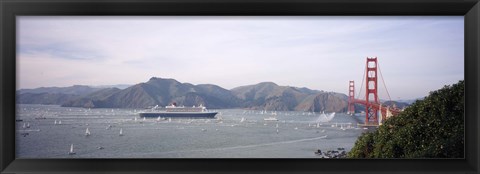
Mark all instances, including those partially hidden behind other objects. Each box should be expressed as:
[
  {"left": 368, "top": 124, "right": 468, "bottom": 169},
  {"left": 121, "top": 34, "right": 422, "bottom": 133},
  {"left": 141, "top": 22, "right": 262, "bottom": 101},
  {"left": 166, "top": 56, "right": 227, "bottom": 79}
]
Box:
[
  {"left": 22, "top": 123, "right": 26, "bottom": 129},
  {"left": 119, "top": 128, "right": 123, "bottom": 136},
  {"left": 58, "top": 120, "right": 62, "bottom": 125},
  {"left": 26, "top": 123, "right": 30, "bottom": 128},
  {"left": 68, "top": 144, "right": 76, "bottom": 155},
  {"left": 264, "top": 117, "right": 278, "bottom": 121},
  {"left": 276, "top": 129, "right": 279, "bottom": 134},
  {"left": 85, "top": 128, "right": 91, "bottom": 136}
]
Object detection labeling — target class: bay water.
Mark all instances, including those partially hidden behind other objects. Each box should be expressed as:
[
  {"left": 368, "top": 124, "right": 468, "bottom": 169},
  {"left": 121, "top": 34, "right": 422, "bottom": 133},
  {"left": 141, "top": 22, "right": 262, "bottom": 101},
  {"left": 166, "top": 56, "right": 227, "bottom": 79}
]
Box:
[{"left": 16, "top": 104, "right": 366, "bottom": 158}]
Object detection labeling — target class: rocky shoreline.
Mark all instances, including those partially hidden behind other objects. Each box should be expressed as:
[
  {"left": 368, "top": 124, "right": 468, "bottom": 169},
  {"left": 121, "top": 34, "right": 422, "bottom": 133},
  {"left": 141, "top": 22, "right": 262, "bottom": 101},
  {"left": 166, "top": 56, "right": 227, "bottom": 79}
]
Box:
[{"left": 314, "top": 148, "right": 348, "bottom": 158}]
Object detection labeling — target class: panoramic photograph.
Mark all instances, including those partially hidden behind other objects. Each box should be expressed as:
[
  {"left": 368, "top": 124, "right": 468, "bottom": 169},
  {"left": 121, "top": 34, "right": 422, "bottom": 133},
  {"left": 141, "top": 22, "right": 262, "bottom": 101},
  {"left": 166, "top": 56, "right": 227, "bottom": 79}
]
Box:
[{"left": 16, "top": 16, "right": 464, "bottom": 158}]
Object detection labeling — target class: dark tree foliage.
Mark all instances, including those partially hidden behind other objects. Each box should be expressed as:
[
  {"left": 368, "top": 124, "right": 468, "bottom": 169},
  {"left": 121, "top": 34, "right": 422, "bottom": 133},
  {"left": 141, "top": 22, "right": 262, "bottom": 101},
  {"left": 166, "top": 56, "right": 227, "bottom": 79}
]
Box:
[{"left": 348, "top": 80, "right": 464, "bottom": 158}]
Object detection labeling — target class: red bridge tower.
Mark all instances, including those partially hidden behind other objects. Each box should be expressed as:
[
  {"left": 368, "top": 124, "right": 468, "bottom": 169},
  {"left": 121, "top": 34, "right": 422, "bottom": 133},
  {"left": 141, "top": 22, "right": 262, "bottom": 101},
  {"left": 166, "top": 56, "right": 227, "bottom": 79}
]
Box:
[
  {"left": 365, "top": 57, "right": 379, "bottom": 125},
  {"left": 348, "top": 81, "right": 355, "bottom": 114}
]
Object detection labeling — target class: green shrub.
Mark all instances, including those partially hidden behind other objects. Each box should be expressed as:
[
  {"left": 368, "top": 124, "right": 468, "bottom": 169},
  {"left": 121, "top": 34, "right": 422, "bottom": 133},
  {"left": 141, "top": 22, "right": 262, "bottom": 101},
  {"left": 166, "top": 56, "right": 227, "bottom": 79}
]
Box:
[{"left": 348, "top": 80, "right": 464, "bottom": 158}]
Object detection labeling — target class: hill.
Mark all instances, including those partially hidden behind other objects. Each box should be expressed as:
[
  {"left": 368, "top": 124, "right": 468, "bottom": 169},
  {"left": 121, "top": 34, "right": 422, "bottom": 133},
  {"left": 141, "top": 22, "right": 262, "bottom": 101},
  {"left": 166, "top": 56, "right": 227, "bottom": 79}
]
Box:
[
  {"left": 17, "top": 85, "right": 102, "bottom": 95},
  {"left": 231, "top": 82, "right": 348, "bottom": 112},
  {"left": 17, "top": 93, "right": 79, "bottom": 105},
  {"left": 17, "top": 77, "right": 409, "bottom": 113},
  {"left": 62, "top": 77, "right": 242, "bottom": 109}
]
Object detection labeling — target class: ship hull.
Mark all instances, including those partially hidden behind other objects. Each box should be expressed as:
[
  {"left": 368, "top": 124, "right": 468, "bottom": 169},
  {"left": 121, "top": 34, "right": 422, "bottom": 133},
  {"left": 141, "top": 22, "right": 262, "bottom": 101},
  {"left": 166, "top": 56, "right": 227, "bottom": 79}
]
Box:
[{"left": 139, "top": 112, "right": 217, "bottom": 118}]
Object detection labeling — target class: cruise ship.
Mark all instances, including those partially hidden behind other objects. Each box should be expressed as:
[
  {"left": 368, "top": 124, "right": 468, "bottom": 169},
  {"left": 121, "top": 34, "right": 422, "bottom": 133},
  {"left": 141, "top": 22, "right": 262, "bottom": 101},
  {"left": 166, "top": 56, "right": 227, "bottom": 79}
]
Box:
[{"left": 139, "top": 103, "right": 217, "bottom": 118}]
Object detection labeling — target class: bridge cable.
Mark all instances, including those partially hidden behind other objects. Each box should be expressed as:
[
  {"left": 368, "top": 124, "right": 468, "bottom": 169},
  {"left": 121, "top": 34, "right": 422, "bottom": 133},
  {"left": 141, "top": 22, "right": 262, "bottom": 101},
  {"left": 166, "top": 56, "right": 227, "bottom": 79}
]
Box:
[
  {"left": 377, "top": 62, "right": 392, "bottom": 102},
  {"left": 357, "top": 62, "right": 366, "bottom": 100}
]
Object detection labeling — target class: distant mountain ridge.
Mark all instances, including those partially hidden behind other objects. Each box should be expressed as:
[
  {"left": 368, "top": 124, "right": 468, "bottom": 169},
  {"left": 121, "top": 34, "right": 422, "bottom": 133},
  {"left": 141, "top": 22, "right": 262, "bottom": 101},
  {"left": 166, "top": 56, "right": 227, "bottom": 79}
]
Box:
[
  {"left": 17, "top": 85, "right": 104, "bottom": 105},
  {"left": 17, "top": 85, "right": 102, "bottom": 95},
  {"left": 17, "top": 77, "right": 409, "bottom": 113}
]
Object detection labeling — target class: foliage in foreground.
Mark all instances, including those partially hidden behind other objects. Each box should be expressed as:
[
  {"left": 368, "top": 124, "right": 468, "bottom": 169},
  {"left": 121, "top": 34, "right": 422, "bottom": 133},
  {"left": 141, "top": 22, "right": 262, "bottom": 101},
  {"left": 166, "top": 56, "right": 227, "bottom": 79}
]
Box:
[{"left": 348, "top": 80, "right": 464, "bottom": 158}]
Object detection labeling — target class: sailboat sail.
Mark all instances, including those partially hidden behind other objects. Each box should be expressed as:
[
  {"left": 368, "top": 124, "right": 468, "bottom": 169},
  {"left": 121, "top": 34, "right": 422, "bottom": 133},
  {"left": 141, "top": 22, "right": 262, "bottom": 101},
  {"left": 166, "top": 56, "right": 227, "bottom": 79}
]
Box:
[
  {"left": 69, "top": 144, "right": 76, "bottom": 155},
  {"left": 85, "top": 128, "right": 91, "bottom": 136}
]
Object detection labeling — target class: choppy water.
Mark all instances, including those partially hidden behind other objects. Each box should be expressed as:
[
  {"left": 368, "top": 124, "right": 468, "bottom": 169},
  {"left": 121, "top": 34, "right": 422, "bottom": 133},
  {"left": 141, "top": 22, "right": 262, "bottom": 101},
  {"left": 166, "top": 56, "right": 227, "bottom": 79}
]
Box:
[{"left": 16, "top": 104, "right": 366, "bottom": 158}]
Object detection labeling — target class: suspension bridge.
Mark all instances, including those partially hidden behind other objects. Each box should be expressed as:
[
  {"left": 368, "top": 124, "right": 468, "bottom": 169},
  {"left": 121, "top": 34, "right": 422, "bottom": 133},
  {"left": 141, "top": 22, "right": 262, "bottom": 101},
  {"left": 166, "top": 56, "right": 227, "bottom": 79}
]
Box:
[{"left": 348, "top": 57, "right": 402, "bottom": 127}]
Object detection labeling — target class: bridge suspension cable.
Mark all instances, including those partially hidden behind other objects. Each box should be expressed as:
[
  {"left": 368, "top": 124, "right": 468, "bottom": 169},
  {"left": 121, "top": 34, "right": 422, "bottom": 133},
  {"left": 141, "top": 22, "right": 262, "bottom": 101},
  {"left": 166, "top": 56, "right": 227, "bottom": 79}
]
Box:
[
  {"left": 377, "top": 62, "right": 392, "bottom": 102},
  {"left": 357, "top": 62, "right": 366, "bottom": 100}
]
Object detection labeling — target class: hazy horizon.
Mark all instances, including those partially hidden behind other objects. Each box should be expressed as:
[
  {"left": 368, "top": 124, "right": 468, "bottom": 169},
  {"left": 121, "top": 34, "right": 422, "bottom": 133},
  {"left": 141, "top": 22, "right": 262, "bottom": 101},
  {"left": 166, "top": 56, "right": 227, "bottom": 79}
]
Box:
[{"left": 17, "top": 16, "right": 464, "bottom": 100}]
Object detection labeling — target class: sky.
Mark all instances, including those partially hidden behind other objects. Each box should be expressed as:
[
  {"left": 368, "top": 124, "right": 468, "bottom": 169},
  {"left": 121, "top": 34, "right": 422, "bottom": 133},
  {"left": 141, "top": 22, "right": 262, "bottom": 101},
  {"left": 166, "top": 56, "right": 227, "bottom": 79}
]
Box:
[{"left": 17, "top": 16, "right": 464, "bottom": 100}]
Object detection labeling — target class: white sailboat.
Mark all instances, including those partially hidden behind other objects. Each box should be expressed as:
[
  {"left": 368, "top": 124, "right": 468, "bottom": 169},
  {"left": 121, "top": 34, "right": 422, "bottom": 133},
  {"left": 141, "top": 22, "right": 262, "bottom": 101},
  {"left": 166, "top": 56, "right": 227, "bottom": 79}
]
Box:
[
  {"left": 119, "top": 128, "right": 124, "bottom": 136},
  {"left": 58, "top": 120, "right": 62, "bottom": 125},
  {"left": 27, "top": 123, "right": 30, "bottom": 128},
  {"left": 240, "top": 117, "right": 245, "bottom": 123},
  {"left": 68, "top": 144, "right": 76, "bottom": 155},
  {"left": 22, "top": 123, "right": 26, "bottom": 129},
  {"left": 157, "top": 116, "right": 161, "bottom": 121},
  {"left": 54, "top": 120, "right": 57, "bottom": 125},
  {"left": 85, "top": 128, "right": 91, "bottom": 136}
]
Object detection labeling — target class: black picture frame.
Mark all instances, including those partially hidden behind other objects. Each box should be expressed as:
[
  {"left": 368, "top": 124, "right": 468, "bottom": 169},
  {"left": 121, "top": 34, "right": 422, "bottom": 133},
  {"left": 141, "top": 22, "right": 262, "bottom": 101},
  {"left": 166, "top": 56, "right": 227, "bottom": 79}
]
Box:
[{"left": 1, "top": 0, "right": 479, "bottom": 173}]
